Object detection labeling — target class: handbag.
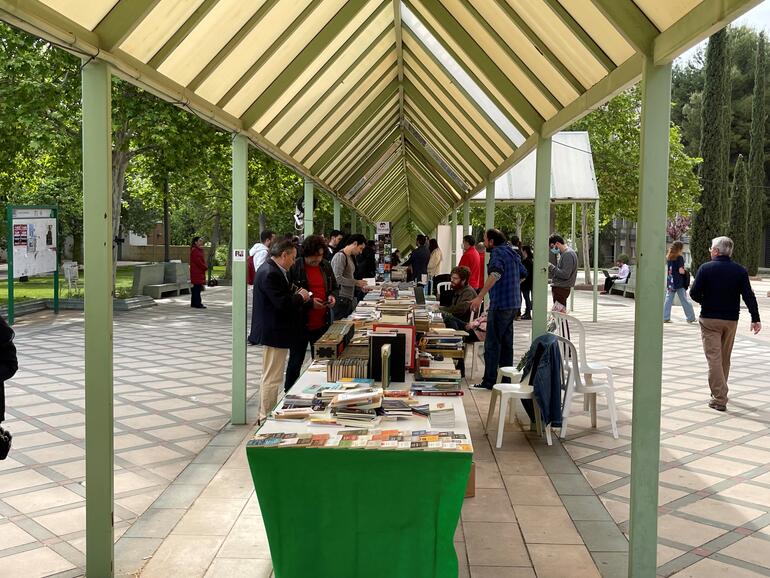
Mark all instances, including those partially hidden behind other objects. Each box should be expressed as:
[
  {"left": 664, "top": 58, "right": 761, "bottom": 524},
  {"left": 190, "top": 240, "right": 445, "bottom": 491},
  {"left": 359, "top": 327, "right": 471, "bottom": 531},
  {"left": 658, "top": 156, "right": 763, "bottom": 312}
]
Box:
[
  {"left": 682, "top": 269, "right": 691, "bottom": 290},
  {"left": 0, "top": 426, "right": 11, "bottom": 460}
]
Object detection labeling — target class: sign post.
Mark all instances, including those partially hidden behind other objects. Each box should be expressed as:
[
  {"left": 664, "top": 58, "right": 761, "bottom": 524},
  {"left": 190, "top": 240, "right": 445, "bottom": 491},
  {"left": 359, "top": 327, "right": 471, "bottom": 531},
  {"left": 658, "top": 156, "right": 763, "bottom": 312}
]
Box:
[{"left": 5, "top": 205, "right": 59, "bottom": 325}]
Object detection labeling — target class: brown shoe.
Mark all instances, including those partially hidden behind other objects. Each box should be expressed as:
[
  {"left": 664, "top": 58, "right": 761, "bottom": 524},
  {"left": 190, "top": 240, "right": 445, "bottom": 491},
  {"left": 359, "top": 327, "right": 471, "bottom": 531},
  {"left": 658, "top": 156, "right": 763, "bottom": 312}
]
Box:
[{"left": 708, "top": 400, "right": 726, "bottom": 412}]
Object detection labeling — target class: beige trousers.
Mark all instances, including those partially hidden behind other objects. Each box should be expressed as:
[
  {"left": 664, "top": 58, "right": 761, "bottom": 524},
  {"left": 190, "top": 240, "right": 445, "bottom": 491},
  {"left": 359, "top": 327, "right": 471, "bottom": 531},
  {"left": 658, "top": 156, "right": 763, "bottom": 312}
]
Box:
[
  {"left": 260, "top": 346, "right": 289, "bottom": 420},
  {"left": 699, "top": 317, "right": 738, "bottom": 406}
]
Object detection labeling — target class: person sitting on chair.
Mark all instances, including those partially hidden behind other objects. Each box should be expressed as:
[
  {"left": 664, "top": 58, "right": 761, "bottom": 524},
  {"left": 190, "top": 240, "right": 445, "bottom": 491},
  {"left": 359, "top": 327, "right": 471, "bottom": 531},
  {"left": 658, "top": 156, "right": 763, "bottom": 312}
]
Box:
[
  {"left": 602, "top": 255, "right": 630, "bottom": 294},
  {"left": 440, "top": 266, "right": 477, "bottom": 329}
]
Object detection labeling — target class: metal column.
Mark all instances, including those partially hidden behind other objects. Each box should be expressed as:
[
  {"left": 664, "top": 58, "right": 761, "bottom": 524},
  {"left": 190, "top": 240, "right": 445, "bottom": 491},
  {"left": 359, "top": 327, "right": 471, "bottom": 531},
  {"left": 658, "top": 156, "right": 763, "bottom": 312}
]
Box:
[
  {"left": 231, "top": 134, "right": 248, "bottom": 425},
  {"left": 450, "top": 208, "right": 457, "bottom": 265},
  {"left": 570, "top": 202, "right": 576, "bottom": 311},
  {"left": 628, "top": 56, "right": 672, "bottom": 578},
  {"left": 532, "top": 136, "right": 551, "bottom": 340},
  {"left": 593, "top": 199, "right": 600, "bottom": 322},
  {"left": 333, "top": 198, "right": 341, "bottom": 230},
  {"left": 485, "top": 180, "right": 494, "bottom": 269},
  {"left": 351, "top": 213, "right": 358, "bottom": 234},
  {"left": 463, "top": 199, "right": 470, "bottom": 236},
  {"left": 303, "top": 178, "right": 314, "bottom": 237},
  {"left": 82, "top": 58, "right": 114, "bottom": 578}
]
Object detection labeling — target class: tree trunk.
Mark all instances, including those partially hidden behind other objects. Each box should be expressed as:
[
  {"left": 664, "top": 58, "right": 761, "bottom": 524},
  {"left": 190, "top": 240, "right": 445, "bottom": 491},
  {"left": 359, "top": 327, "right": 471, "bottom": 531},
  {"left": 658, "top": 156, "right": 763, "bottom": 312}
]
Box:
[
  {"left": 624, "top": 220, "right": 632, "bottom": 260},
  {"left": 111, "top": 138, "right": 130, "bottom": 291},
  {"left": 515, "top": 212, "right": 522, "bottom": 241},
  {"left": 207, "top": 212, "right": 221, "bottom": 284},
  {"left": 259, "top": 211, "right": 266, "bottom": 235},
  {"left": 224, "top": 239, "right": 233, "bottom": 280},
  {"left": 163, "top": 176, "right": 170, "bottom": 262},
  {"left": 581, "top": 203, "right": 591, "bottom": 284}
]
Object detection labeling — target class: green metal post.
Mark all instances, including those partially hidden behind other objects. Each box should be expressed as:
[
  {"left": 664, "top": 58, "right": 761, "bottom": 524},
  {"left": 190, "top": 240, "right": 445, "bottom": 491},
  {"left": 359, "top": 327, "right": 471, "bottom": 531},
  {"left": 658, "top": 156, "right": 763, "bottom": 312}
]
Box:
[
  {"left": 5, "top": 207, "right": 13, "bottom": 325},
  {"left": 463, "top": 199, "right": 470, "bottom": 236},
  {"left": 351, "top": 213, "right": 358, "bottom": 234},
  {"left": 231, "top": 134, "right": 248, "bottom": 425},
  {"left": 53, "top": 207, "right": 59, "bottom": 315},
  {"left": 485, "top": 180, "right": 495, "bottom": 270},
  {"left": 450, "top": 208, "right": 457, "bottom": 265},
  {"left": 82, "top": 58, "right": 114, "bottom": 578},
  {"left": 333, "top": 198, "right": 341, "bottom": 230},
  {"left": 532, "top": 136, "right": 552, "bottom": 340},
  {"left": 593, "top": 199, "right": 599, "bottom": 322},
  {"left": 304, "top": 178, "right": 314, "bottom": 237},
  {"left": 628, "top": 56, "right": 672, "bottom": 578},
  {"left": 570, "top": 202, "right": 576, "bottom": 311}
]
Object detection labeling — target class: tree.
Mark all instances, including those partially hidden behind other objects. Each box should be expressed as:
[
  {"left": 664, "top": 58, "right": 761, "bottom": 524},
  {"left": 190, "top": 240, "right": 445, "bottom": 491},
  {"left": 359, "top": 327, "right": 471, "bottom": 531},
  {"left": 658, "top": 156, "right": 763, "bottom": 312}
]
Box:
[
  {"left": 666, "top": 215, "right": 692, "bottom": 240},
  {"left": 727, "top": 155, "right": 749, "bottom": 267},
  {"left": 691, "top": 29, "right": 732, "bottom": 273},
  {"left": 747, "top": 33, "right": 766, "bottom": 275}
]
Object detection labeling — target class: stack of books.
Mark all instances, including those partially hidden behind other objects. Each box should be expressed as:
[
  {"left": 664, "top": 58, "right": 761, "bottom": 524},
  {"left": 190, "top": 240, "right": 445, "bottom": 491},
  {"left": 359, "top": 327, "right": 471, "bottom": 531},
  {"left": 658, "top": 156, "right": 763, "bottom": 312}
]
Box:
[
  {"left": 248, "top": 429, "right": 473, "bottom": 452},
  {"left": 326, "top": 358, "right": 368, "bottom": 381},
  {"left": 412, "top": 368, "right": 463, "bottom": 396},
  {"left": 329, "top": 389, "right": 383, "bottom": 428},
  {"left": 420, "top": 329, "right": 467, "bottom": 359},
  {"left": 429, "top": 402, "right": 456, "bottom": 428},
  {"left": 380, "top": 398, "right": 415, "bottom": 419},
  {"left": 315, "top": 321, "right": 355, "bottom": 359}
]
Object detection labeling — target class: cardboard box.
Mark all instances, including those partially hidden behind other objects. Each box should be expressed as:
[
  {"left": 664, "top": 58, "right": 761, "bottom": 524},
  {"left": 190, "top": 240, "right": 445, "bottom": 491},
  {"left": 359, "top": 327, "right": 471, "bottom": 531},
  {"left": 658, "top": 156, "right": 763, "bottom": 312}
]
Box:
[{"left": 465, "top": 461, "right": 476, "bottom": 498}]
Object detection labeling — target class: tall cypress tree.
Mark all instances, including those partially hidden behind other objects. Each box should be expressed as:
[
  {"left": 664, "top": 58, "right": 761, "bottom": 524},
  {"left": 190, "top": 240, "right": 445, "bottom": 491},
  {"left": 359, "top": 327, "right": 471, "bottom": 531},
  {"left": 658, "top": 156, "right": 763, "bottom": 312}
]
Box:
[
  {"left": 691, "top": 29, "right": 731, "bottom": 272},
  {"left": 747, "top": 33, "right": 766, "bottom": 276},
  {"left": 728, "top": 155, "right": 749, "bottom": 267}
]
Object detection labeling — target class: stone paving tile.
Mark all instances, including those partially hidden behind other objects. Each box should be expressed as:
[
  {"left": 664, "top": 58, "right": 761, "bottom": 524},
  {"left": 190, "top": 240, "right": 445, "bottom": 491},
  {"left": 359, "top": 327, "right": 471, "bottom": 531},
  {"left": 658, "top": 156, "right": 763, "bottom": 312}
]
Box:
[{"left": 0, "top": 289, "right": 261, "bottom": 575}]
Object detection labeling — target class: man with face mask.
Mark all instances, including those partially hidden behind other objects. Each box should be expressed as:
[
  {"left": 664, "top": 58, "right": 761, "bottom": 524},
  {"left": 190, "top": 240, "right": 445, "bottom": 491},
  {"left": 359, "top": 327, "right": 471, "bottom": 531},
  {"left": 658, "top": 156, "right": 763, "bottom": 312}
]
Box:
[{"left": 548, "top": 234, "right": 578, "bottom": 308}]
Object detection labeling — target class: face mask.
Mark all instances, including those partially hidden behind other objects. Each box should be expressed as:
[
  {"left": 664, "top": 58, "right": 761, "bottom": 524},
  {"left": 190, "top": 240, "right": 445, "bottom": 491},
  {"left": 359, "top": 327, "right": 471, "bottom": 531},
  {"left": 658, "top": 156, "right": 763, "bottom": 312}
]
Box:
[{"left": 550, "top": 247, "right": 560, "bottom": 255}]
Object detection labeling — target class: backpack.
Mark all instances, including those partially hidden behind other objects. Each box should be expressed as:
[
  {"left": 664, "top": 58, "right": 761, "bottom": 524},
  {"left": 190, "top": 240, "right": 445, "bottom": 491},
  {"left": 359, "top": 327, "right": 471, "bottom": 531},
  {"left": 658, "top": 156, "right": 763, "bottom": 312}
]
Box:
[{"left": 682, "top": 269, "right": 691, "bottom": 290}]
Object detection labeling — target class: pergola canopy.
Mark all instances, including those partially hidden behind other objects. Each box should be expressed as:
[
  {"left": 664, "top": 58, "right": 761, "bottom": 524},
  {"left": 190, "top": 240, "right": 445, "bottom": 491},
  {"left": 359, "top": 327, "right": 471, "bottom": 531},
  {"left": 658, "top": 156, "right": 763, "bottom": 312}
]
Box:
[
  {"left": 0, "top": 0, "right": 760, "bottom": 240},
  {"left": 472, "top": 131, "right": 599, "bottom": 204}
]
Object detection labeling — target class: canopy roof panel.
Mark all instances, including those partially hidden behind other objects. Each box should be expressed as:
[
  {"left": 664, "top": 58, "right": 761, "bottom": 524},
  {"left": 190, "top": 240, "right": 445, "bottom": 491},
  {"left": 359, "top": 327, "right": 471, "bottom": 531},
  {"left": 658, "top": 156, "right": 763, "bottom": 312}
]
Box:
[{"left": 5, "top": 0, "right": 761, "bottom": 236}]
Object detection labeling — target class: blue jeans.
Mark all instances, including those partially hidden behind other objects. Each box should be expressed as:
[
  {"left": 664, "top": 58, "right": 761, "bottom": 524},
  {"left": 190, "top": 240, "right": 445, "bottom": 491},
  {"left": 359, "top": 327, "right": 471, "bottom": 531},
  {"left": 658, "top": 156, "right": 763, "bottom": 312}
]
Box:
[
  {"left": 482, "top": 308, "right": 515, "bottom": 388},
  {"left": 663, "top": 288, "right": 696, "bottom": 322}
]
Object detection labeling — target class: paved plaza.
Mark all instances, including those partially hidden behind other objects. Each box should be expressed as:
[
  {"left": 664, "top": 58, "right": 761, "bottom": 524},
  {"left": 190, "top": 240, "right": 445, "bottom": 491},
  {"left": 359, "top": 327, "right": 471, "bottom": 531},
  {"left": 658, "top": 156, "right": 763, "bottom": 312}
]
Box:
[{"left": 1, "top": 282, "right": 770, "bottom": 577}]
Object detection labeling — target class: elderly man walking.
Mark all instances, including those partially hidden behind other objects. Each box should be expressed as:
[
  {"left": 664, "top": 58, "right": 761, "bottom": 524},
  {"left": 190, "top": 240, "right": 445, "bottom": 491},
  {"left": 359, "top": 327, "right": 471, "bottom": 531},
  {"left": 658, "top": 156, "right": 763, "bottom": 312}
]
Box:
[
  {"left": 251, "top": 239, "right": 310, "bottom": 421},
  {"left": 690, "top": 236, "right": 761, "bottom": 412}
]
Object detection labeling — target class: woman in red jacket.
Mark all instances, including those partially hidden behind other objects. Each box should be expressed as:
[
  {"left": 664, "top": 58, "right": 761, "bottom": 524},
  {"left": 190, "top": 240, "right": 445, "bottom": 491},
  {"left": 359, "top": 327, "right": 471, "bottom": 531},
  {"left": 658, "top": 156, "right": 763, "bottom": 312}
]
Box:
[{"left": 189, "top": 236, "right": 207, "bottom": 309}]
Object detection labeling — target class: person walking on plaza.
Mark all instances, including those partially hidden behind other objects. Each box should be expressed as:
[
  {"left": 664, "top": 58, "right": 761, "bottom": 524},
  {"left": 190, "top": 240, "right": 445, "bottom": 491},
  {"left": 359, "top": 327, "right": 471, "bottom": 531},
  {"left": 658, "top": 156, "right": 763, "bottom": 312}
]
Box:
[
  {"left": 189, "top": 236, "right": 207, "bottom": 309},
  {"left": 663, "top": 242, "right": 696, "bottom": 323},
  {"left": 0, "top": 314, "right": 17, "bottom": 459},
  {"left": 403, "top": 234, "right": 430, "bottom": 284},
  {"left": 602, "top": 254, "right": 630, "bottom": 295},
  {"left": 251, "top": 240, "right": 310, "bottom": 421},
  {"left": 689, "top": 236, "right": 761, "bottom": 412},
  {"left": 520, "top": 245, "right": 534, "bottom": 320},
  {"left": 458, "top": 235, "right": 482, "bottom": 291},
  {"left": 470, "top": 229, "right": 527, "bottom": 390},
  {"left": 331, "top": 234, "right": 368, "bottom": 319},
  {"left": 548, "top": 234, "right": 577, "bottom": 308},
  {"left": 285, "top": 236, "right": 338, "bottom": 389}
]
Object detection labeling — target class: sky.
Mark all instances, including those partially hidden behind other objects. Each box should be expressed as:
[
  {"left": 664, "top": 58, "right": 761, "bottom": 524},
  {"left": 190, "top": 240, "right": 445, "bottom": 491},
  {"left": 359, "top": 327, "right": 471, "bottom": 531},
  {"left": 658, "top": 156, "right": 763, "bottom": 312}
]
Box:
[{"left": 678, "top": 2, "right": 770, "bottom": 63}]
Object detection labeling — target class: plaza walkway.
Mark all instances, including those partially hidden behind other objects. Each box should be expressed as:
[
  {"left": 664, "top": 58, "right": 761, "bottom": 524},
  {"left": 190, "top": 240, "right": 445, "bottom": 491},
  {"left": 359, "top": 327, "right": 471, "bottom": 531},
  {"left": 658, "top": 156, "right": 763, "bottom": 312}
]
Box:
[{"left": 1, "top": 281, "right": 770, "bottom": 577}]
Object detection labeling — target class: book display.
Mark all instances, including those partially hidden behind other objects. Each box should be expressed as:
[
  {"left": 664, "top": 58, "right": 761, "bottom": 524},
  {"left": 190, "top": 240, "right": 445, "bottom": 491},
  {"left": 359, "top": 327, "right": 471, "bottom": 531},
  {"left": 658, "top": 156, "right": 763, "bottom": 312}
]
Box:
[{"left": 246, "top": 282, "right": 473, "bottom": 578}]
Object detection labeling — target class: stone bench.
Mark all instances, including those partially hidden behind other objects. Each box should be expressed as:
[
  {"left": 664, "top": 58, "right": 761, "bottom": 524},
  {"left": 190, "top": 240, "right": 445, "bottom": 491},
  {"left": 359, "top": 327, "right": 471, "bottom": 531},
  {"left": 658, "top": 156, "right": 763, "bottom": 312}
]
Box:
[{"left": 132, "top": 263, "right": 191, "bottom": 299}]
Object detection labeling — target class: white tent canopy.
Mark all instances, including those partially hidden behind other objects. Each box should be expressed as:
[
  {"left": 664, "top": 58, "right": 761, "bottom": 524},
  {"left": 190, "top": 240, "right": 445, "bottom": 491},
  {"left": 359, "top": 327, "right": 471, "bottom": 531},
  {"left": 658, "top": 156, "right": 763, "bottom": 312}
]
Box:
[{"left": 473, "top": 131, "right": 598, "bottom": 203}]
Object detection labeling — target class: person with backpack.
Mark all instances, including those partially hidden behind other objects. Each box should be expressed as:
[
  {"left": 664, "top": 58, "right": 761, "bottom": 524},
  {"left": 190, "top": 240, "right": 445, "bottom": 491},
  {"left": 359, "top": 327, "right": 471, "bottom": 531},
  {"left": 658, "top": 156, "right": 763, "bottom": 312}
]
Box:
[
  {"left": 663, "top": 240, "right": 696, "bottom": 323},
  {"left": 0, "top": 315, "right": 18, "bottom": 459}
]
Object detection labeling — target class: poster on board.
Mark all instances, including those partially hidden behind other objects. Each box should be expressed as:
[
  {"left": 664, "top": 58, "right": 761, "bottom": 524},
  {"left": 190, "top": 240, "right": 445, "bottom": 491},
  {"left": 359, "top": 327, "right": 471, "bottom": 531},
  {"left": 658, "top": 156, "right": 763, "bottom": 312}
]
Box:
[{"left": 11, "top": 208, "right": 57, "bottom": 278}]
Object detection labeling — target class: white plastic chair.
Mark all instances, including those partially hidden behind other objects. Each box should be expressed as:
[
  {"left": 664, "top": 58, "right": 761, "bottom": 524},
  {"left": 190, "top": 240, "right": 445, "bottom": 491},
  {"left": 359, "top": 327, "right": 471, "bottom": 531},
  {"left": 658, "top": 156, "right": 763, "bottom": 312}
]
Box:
[
  {"left": 436, "top": 281, "right": 451, "bottom": 299},
  {"left": 485, "top": 368, "right": 552, "bottom": 447},
  {"left": 551, "top": 315, "right": 619, "bottom": 439}
]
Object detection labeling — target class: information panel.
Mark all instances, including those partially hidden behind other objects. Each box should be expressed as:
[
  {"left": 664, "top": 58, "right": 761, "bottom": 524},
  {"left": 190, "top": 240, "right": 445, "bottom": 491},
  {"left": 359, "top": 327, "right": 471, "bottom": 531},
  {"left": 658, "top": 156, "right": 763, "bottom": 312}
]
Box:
[{"left": 11, "top": 207, "right": 57, "bottom": 278}]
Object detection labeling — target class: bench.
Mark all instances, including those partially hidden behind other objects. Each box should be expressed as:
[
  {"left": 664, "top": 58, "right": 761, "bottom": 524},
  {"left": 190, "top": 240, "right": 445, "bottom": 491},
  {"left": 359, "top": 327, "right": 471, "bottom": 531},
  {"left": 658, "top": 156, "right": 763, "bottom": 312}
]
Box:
[
  {"left": 132, "top": 263, "right": 182, "bottom": 299},
  {"left": 163, "top": 262, "right": 192, "bottom": 295},
  {"left": 610, "top": 265, "right": 636, "bottom": 297}
]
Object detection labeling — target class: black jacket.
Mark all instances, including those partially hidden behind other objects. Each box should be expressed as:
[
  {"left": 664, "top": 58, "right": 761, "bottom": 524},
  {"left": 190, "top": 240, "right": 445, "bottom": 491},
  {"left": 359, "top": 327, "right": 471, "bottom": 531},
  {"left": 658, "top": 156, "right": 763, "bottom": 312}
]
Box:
[
  {"left": 404, "top": 244, "right": 430, "bottom": 282},
  {"left": 0, "top": 316, "right": 18, "bottom": 423},
  {"left": 355, "top": 247, "right": 377, "bottom": 279},
  {"left": 249, "top": 259, "right": 305, "bottom": 349},
  {"left": 690, "top": 256, "right": 760, "bottom": 322},
  {"left": 521, "top": 256, "right": 534, "bottom": 290},
  {"left": 289, "top": 259, "right": 339, "bottom": 327},
  {"left": 520, "top": 333, "right": 563, "bottom": 427}
]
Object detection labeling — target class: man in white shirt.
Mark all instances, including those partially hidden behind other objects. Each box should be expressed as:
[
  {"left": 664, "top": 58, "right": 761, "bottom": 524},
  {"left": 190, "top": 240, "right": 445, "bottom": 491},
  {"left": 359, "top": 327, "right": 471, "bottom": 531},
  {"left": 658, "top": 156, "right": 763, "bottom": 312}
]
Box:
[
  {"left": 602, "top": 255, "right": 630, "bottom": 294},
  {"left": 250, "top": 229, "right": 275, "bottom": 271}
]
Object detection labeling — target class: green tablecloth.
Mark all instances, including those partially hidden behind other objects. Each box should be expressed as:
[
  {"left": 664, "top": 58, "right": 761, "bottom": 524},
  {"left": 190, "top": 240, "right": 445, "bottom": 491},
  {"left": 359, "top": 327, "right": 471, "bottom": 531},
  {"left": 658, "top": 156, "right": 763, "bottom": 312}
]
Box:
[{"left": 247, "top": 446, "right": 471, "bottom": 578}]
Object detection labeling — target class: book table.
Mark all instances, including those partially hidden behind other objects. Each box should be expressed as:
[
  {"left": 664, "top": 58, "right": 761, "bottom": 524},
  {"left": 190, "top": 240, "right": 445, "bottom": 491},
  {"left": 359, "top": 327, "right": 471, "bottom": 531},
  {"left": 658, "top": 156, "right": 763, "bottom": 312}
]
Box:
[{"left": 246, "top": 363, "right": 472, "bottom": 578}]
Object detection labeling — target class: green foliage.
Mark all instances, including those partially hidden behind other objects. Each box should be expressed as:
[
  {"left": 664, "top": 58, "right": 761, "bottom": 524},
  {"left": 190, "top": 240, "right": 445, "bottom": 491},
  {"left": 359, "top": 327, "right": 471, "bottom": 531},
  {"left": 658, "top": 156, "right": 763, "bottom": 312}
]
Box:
[
  {"left": 747, "top": 33, "right": 767, "bottom": 275},
  {"left": 692, "top": 29, "right": 732, "bottom": 273},
  {"left": 727, "top": 155, "right": 749, "bottom": 267}
]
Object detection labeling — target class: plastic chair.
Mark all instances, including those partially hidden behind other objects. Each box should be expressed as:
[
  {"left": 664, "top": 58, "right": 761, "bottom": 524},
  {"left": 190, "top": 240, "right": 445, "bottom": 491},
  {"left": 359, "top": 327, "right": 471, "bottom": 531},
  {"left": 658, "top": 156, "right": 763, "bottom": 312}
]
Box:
[
  {"left": 551, "top": 311, "right": 619, "bottom": 438},
  {"left": 436, "top": 281, "right": 451, "bottom": 299},
  {"left": 485, "top": 368, "right": 552, "bottom": 447}
]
